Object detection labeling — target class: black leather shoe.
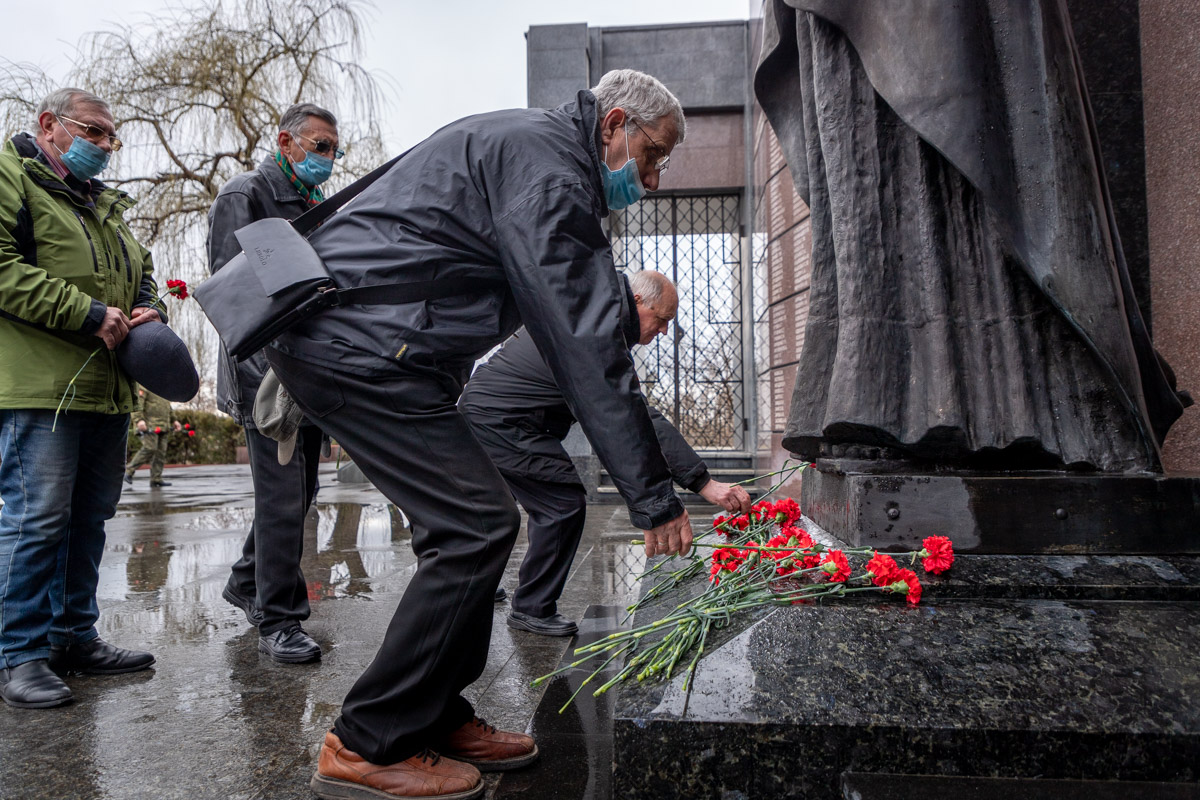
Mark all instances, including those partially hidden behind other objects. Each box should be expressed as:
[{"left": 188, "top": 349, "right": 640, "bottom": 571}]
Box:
[
  {"left": 494, "top": 587, "right": 507, "bottom": 602},
  {"left": 149, "top": 481, "right": 172, "bottom": 487},
  {"left": 507, "top": 611, "right": 578, "bottom": 637},
  {"left": 49, "top": 638, "right": 155, "bottom": 675},
  {"left": 259, "top": 625, "right": 321, "bottom": 664},
  {"left": 222, "top": 584, "right": 265, "bottom": 627},
  {"left": 123, "top": 473, "right": 133, "bottom": 485},
  {"left": 0, "top": 660, "right": 73, "bottom": 708}
]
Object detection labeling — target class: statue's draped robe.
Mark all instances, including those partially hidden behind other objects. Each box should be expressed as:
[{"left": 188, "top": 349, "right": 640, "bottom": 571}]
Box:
[{"left": 755, "top": 0, "right": 1186, "bottom": 472}]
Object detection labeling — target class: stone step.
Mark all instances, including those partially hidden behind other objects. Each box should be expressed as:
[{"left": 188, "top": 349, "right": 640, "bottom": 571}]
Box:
[
  {"left": 608, "top": 594, "right": 1200, "bottom": 799},
  {"left": 841, "top": 773, "right": 1200, "bottom": 800}
]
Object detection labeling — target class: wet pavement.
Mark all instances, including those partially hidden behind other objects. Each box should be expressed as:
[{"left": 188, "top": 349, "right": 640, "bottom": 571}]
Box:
[{"left": 0, "top": 464, "right": 652, "bottom": 800}]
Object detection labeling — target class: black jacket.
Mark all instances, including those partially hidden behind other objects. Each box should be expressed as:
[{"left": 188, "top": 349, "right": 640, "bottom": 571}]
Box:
[
  {"left": 206, "top": 156, "right": 313, "bottom": 427},
  {"left": 273, "top": 91, "right": 681, "bottom": 529},
  {"left": 460, "top": 319, "right": 712, "bottom": 493}
]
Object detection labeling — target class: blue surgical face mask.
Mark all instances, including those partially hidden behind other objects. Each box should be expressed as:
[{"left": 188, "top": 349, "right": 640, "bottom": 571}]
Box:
[
  {"left": 53, "top": 131, "right": 110, "bottom": 182},
  {"left": 601, "top": 123, "right": 645, "bottom": 210},
  {"left": 292, "top": 149, "right": 334, "bottom": 187}
]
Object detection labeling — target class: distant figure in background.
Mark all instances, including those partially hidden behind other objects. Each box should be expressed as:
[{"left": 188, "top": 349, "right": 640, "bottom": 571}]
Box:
[
  {"left": 0, "top": 87, "right": 157, "bottom": 710},
  {"left": 206, "top": 103, "right": 343, "bottom": 665},
  {"left": 124, "top": 387, "right": 177, "bottom": 487},
  {"left": 461, "top": 271, "right": 752, "bottom": 637}
]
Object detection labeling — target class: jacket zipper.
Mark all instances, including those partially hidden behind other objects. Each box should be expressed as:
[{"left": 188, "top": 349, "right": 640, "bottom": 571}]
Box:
[
  {"left": 117, "top": 232, "right": 133, "bottom": 282},
  {"left": 74, "top": 212, "right": 100, "bottom": 272}
]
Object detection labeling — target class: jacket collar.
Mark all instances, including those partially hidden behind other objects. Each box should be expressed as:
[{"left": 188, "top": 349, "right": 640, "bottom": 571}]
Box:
[
  {"left": 567, "top": 90, "right": 608, "bottom": 216},
  {"left": 7, "top": 133, "right": 124, "bottom": 207},
  {"left": 619, "top": 274, "right": 641, "bottom": 347},
  {"left": 257, "top": 153, "right": 312, "bottom": 205}
]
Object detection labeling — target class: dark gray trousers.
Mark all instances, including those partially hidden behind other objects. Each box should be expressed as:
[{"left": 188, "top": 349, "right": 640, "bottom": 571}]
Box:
[
  {"left": 266, "top": 348, "right": 521, "bottom": 764},
  {"left": 503, "top": 473, "right": 588, "bottom": 619},
  {"left": 227, "top": 424, "right": 322, "bottom": 635}
]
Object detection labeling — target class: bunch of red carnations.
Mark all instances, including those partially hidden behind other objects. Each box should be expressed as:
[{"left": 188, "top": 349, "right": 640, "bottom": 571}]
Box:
[{"left": 535, "top": 484, "right": 955, "bottom": 712}]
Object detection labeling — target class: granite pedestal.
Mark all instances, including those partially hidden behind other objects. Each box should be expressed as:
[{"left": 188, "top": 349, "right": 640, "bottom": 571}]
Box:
[
  {"left": 802, "top": 460, "right": 1200, "bottom": 554},
  {"left": 582, "top": 528, "right": 1200, "bottom": 799}
]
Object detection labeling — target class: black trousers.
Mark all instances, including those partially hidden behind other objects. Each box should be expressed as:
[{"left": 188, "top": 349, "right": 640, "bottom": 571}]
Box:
[
  {"left": 266, "top": 348, "right": 520, "bottom": 764},
  {"left": 227, "top": 424, "right": 323, "bottom": 635},
  {"left": 503, "top": 472, "right": 588, "bottom": 619}
]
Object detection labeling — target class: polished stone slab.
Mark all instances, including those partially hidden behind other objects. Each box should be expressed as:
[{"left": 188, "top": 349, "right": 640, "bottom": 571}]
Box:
[
  {"left": 610, "top": 595, "right": 1200, "bottom": 799},
  {"left": 802, "top": 463, "right": 1200, "bottom": 554},
  {"left": 842, "top": 772, "right": 1200, "bottom": 800}
]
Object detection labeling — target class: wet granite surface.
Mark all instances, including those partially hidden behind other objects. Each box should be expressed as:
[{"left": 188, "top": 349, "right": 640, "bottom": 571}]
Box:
[
  {"left": 842, "top": 772, "right": 1200, "bottom": 800},
  {"left": 604, "top": 520, "right": 1200, "bottom": 799},
  {"left": 0, "top": 465, "right": 649, "bottom": 800}
]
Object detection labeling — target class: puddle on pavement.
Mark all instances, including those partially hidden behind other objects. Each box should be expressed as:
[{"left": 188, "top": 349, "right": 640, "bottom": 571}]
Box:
[{"left": 99, "top": 501, "right": 652, "bottom": 642}]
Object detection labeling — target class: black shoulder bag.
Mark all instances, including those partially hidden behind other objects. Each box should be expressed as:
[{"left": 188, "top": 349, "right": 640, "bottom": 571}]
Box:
[{"left": 195, "top": 153, "right": 501, "bottom": 360}]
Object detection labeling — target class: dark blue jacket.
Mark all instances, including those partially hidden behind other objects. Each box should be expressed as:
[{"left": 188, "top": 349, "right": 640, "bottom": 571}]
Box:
[
  {"left": 460, "top": 281, "right": 711, "bottom": 494},
  {"left": 207, "top": 155, "right": 312, "bottom": 427}
]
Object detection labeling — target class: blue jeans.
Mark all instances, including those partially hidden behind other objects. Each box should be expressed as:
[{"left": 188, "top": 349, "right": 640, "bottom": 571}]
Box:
[{"left": 0, "top": 409, "right": 128, "bottom": 668}]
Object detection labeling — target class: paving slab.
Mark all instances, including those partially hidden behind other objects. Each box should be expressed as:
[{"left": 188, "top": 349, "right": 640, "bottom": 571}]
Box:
[{"left": 0, "top": 464, "right": 657, "bottom": 800}]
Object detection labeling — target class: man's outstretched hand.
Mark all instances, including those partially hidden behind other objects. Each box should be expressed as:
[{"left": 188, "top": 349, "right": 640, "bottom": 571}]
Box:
[
  {"left": 698, "top": 479, "right": 752, "bottom": 514},
  {"left": 642, "top": 508, "right": 693, "bottom": 558}
]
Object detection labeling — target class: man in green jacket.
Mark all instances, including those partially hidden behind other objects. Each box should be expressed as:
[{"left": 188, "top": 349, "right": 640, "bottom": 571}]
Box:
[
  {"left": 124, "top": 388, "right": 177, "bottom": 487},
  {"left": 0, "top": 88, "right": 158, "bottom": 709}
]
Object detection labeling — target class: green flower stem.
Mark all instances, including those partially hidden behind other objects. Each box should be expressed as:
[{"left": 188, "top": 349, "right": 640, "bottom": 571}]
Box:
[
  {"left": 53, "top": 347, "right": 103, "bottom": 432},
  {"left": 558, "top": 642, "right": 633, "bottom": 713},
  {"left": 530, "top": 646, "right": 616, "bottom": 687}
]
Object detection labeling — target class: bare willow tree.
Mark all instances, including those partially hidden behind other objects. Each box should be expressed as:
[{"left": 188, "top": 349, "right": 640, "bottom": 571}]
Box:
[{"left": 0, "top": 0, "right": 387, "bottom": 407}]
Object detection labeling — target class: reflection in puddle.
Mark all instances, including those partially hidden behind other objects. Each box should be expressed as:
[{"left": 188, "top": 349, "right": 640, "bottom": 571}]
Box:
[
  {"left": 98, "top": 501, "right": 649, "bottom": 648},
  {"left": 99, "top": 502, "right": 416, "bottom": 640}
]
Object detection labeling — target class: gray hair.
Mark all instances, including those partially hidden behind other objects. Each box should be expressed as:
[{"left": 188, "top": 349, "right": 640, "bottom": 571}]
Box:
[
  {"left": 591, "top": 69, "right": 686, "bottom": 144},
  {"left": 278, "top": 103, "right": 338, "bottom": 136},
  {"left": 629, "top": 269, "right": 673, "bottom": 306},
  {"left": 37, "top": 88, "right": 110, "bottom": 119}
]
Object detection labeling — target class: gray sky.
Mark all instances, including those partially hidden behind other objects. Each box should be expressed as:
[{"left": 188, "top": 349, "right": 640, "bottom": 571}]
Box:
[{"left": 9, "top": 0, "right": 749, "bottom": 152}]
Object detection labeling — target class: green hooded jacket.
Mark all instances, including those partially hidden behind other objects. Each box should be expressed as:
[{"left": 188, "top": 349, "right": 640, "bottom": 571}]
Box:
[{"left": 0, "top": 133, "right": 159, "bottom": 414}]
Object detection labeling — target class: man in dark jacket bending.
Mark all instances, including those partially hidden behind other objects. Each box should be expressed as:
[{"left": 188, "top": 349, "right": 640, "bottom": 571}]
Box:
[
  {"left": 263, "top": 70, "right": 692, "bottom": 800},
  {"left": 461, "top": 270, "right": 752, "bottom": 637}
]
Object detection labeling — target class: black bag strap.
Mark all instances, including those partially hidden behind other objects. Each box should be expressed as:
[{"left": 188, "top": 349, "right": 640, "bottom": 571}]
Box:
[
  {"left": 290, "top": 151, "right": 407, "bottom": 236},
  {"left": 331, "top": 278, "right": 506, "bottom": 306}
]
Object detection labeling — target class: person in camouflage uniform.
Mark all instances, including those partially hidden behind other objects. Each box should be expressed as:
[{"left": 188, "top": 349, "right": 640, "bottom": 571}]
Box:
[{"left": 124, "top": 388, "right": 176, "bottom": 487}]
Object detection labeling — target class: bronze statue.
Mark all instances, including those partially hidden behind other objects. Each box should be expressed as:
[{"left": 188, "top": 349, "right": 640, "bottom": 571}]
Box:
[{"left": 755, "top": 0, "right": 1190, "bottom": 473}]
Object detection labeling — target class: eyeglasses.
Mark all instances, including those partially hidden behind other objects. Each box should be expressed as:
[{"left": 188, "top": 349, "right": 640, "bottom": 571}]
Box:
[
  {"left": 294, "top": 132, "right": 345, "bottom": 160},
  {"left": 631, "top": 119, "right": 670, "bottom": 172},
  {"left": 57, "top": 115, "right": 122, "bottom": 151}
]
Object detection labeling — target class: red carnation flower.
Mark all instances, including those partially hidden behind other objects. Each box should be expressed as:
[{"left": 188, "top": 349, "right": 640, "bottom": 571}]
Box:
[
  {"left": 153, "top": 427, "right": 162, "bottom": 434},
  {"left": 920, "top": 535, "right": 955, "bottom": 574},
  {"left": 887, "top": 568, "right": 923, "bottom": 605},
  {"left": 709, "top": 547, "right": 748, "bottom": 584},
  {"left": 187, "top": 430, "right": 196, "bottom": 437},
  {"left": 772, "top": 497, "right": 801, "bottom": 524},
  {"left": 779, "top": 525, "right": 813, "bottom": 550},
  {"left": 819, "top": 549, "right": 851, "bottom": 582},
  {"left": 165, "top": 279, "right": 189, "bottom": 300},
  {"left": 865, "top": 552, "right": 900, "bottom": 587}
]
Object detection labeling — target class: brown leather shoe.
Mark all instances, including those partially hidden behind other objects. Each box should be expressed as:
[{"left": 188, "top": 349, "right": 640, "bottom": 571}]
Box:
[
  {"left": 438, "top": 716, "right": 539, "bottom": 772},
  {"left": 310, "top": 732, "right": 482, "bottom": 800}
]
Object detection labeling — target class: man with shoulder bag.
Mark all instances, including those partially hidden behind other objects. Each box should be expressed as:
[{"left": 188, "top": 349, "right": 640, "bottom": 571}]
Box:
[{"left": 206, "top": 103, "right": 344, "bottom": 664}]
